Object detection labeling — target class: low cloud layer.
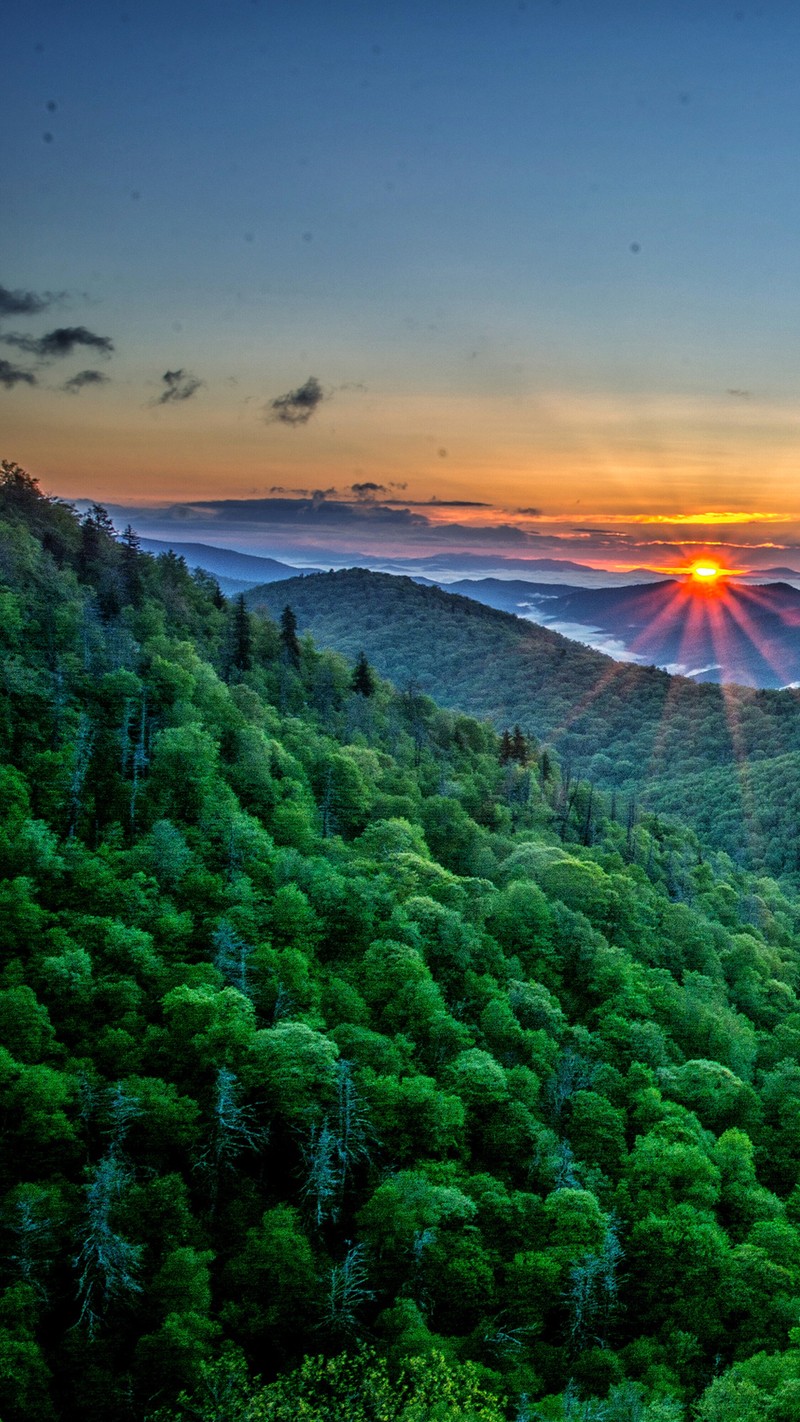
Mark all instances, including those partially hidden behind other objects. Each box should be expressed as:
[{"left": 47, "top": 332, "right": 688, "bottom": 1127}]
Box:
[
  {"left": 62, "top": 369, "right": 110, "bottom": 394},
  {"left": 3, "top": 326, "right": 114, "bottom": 359},
  {"left": 268, "top": 375, "right": 324, "bottom": 425},
  {"left": 155, "top": 369, "right": 203, "bottom": 404},
  {"left": 73, "top": 493, "right": 800, "bottom": 586}
]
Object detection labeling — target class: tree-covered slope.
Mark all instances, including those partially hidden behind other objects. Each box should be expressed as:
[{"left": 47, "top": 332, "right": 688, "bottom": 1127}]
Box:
[
  {"left": 248, "top": 569, "right": 800, "bottom": 875},
  {"left": 5, "top": 465, "right": 800, "bottom": 1420}
]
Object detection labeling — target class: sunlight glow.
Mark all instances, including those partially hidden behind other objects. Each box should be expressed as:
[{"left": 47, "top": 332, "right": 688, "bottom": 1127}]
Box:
[{"left": 691, "top": 562, "right": 722, "bottom": 582}]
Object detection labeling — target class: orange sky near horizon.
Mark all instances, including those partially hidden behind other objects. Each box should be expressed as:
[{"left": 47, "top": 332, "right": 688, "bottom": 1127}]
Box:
[{"left": 9, "top": 382, "right": 800, "bottom": 530}]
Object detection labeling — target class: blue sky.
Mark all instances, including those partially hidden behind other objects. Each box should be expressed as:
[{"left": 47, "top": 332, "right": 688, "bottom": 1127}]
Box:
[{"left": 6, "top": 1, "right": 800, "bottom": 569}]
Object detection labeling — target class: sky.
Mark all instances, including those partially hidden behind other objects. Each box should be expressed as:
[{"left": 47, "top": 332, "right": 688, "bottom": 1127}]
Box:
[{"left": 6, "top": 0, "right": 800, "bottom": 574}]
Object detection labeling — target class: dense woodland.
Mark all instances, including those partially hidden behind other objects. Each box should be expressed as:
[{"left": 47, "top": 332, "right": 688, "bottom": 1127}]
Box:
[
  {"left": 5, "top": 463, "right": 800, "bottom": 1418},
  {"left": 249, "top": 569, "right": 800, "bottom": 879}
]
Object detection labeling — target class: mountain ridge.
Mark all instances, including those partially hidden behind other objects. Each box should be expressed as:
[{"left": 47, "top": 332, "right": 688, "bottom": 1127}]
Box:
[{"left": 247, "top": 567, "right": 800, "bottom": 872}]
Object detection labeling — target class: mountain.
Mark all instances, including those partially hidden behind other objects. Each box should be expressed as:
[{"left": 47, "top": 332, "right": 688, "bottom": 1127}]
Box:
[
  {"left": 137, "top": 537, "right": 318, "bottom": 592},
  {"left": 422, "top": 576, "right": 800, "bottom": 689},
  {"left": 527, "top": 578, "right": 800, "bottom": 688},
  {"left": 383, "top": 553, "right": 668, "bottom": 586},
  {"left": 439, "top": 576, "right": 592, "bottom": 611},
  {"left": 9, "top": 469, "right": 800, "bottom": 1421},
  {"left": 745, "top": 565, "right": 800, "bottom": 581},
  {"left": 247, "top": 568, "right": 800, "bottom": 872},
  {"left": 389, "top": 553, "right": 597, "bottom": 574}
]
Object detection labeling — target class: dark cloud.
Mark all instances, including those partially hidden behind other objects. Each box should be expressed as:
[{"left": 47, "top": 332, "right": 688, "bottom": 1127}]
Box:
[
  {"left": 155, "top": 369, "right": 203, "bottom": 404},
  {"left": 107, "top": 497, "right": 429, "bottom": 533},
  {"left": 0, "top": 359, "right": 36, "bottom": 390},
  {"left": 350, "top": 481, "right": 388, "bottom": 501},
  {"left": 518, "top": 507, "right": 542, "bottom": 516},
  {"left": 62, "top": 369, "right": 110, "bottom": 394},
  {"left": 727, "top": 388, "right": 752, "bottom": 399},
  {"left": 4, "top": 326, "right": 114, "bottom": 359},
  {"left": 0, "top": 284, "right": 59, "bottom": 319},
  {"left": 268, "top": 375, "right": 325, "bottom": 425},
  {"left": 268, "top": 485, "right": 343, "bottom": 500}
]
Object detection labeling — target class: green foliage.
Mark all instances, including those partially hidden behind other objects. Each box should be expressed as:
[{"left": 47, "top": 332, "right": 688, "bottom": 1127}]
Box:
[
  {"left": 249, "top": 568, "right": 800, "bottom": 876},
  {"left": 4, "top": 476, "right": 800, "bottom": 1420},
  {"left": 156, "top": 1348, "right": 507, "bottom": 1422}
]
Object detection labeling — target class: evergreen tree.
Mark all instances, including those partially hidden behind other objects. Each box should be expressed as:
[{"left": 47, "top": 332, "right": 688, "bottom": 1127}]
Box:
[
  {"left": 351, "top": 651, "right": 375, "bottom": 697},
  {"left": 280, "top": 604, "right": 301, "bottom": 667},
  {"left": 511, "top": 724, "right": 528, "bottom": 764},
  {"left": 119, "top": 525, "right": 143, "bottom": 606},
  {"left": 0, "top": 459, "right": 44, "bottom": 514},
  {"left": 231, "top": 594, "right": 253, "bottom": 673},
  {"left": 78, "top": 504, "right": 117, "bottom": 580}
]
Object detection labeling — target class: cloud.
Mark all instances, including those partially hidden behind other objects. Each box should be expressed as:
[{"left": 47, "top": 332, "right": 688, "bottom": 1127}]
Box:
[
  {"left": 0, "top": 283, "right": 60, "bottom": 319},
  {"left": 727, "top": 388, "right": 752, "bottom": 399},
  {"left": 155, "top": 369, "right": 203, "bottom": 404},
  {"left": 269, "top": 485, "right": 340, "bottom": 499},
  {"left": 104, "top": 496, "right": 430, "bottom": 534},
  {"left": 62, "top": 369, "right": 110, "bottom": 394},
  {"left": 405, "top": 498, "right": 491, "bottom": 507},
  {"left": 268, "top": 375, "right": 325, "bottom": 425},
  {"left": 518, "top": 507, "right": 543, "bottom": 516},
  {"left": 3, "top": 325, "right": 114, "bottom": 359},
  {"left": 350, "top": 481, "right": 388, "bottom": 501},
  {"left": 539, "top": 619, "right": 647, "bottom": 664},
  {"left": 0, "top": 359, "right": 36, "bottom": 390}
]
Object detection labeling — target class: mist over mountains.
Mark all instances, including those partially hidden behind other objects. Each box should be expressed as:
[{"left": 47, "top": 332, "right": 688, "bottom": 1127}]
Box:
[
  {"left": 439, "top": 577, "right": 800, "bottom": 688},
  {"left": 141, "top": 525, "right": 800, "bottom": 691}
]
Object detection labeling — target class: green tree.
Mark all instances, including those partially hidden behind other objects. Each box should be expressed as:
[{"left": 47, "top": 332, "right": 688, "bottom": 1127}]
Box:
[
  {"left": 230, "top": 594, "right": 253, "bottom": 674},
  {"left": 280, "top": 605, "right": 301, "bottom": 667},
  {"left": 351, "top": 650, "right": 375, "bottom": 697}
]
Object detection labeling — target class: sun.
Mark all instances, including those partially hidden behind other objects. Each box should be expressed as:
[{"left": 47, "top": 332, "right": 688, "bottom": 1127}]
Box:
[{"left": 690, "top": 560, "right": 723, "bottom": 583}]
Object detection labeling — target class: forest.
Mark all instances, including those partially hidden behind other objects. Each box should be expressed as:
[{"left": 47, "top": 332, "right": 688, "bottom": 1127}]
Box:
[
  {"left": 249, "top": 569, "right": 800, "bottom": 879},
  {"left": 4, "top": 461, "right": 800, "bottom": 1419}
]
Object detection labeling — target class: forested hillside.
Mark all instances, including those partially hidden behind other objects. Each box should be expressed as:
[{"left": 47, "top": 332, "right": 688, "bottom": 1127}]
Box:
[
  {"left": 249, "top": 569, "right": 800, "bottom": 877},
  {"left": 6, "top": 463, "right": 800, "bottom": 1420}
]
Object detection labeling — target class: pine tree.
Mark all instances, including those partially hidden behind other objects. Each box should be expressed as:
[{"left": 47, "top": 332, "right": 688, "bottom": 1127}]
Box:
[
  {"left": 351, "top": 650, "right": 375, "bottom": 697},
  {"left": 280, "top": 605, "right": 301, "bottom": 667},
  {"left": 119, "top": 525, "right": 143, "bottom": 606},
  {"left": 511, "top": 724, "right": 528, "bottom": 764},
  {"left": 231, "top": 594, "right": 253, "bottom": 673},
  {"left": 78, "top": 504, "right": 117, "bottom": 579}
]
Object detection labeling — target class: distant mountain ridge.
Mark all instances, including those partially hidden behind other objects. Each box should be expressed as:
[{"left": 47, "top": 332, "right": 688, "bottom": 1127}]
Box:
[
  {"left": 426, "top": 576, "right": 800, "bottom": 688},
  {"left": 136, "top": 538, "right": 319, "bottom": 595},
  {"left": 524, "top": 577, "right": 800, "bottom": 687},
  {"left": 246, "top": 566, "right": 800, "bottom": 872}
]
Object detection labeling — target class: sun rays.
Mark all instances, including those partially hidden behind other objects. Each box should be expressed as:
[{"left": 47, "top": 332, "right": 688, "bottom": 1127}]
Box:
[{"left": 538, "top": 557, "right": 800, "bottom": 868}]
